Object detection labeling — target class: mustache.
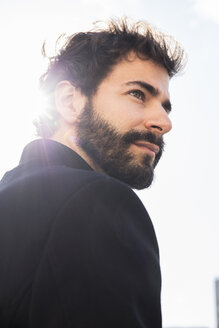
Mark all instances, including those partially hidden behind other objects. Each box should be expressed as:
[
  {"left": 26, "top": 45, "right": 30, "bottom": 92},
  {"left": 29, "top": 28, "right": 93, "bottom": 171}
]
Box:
[{"left": 122, "top": 130, "right": 165, "bottom": 152}]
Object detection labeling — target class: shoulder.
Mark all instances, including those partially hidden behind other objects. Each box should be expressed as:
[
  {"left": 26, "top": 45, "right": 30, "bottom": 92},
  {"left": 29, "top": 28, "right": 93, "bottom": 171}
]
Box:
[
  {"left": 49, "top": 173, "right": 159, "bottom": 254},
  {"left": 1, "top": 161, "right": 139, "bottom": 207},
  {"left": 49, "top": 169, "right": 146, "bottom": 218},
  {"left": 1, "top": 163, "right": 157, "bottom": 252}
]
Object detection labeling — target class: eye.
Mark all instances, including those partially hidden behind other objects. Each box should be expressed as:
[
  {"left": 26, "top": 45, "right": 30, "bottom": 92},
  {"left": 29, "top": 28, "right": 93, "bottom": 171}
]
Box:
[{"left": 128, "top": 89, "right": 146, "bottom": 102}]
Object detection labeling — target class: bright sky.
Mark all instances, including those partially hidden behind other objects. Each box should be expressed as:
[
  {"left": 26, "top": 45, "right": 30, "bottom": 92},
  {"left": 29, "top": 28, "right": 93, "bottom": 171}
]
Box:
[{"left": 0, "top": 0, "right": 218, "bottom": 327}]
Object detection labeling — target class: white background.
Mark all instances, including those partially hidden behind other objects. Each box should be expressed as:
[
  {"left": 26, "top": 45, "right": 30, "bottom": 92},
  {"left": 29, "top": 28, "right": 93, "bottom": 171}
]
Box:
[{"left": 0, "top": 0, "right": 218, "bottom": 327}]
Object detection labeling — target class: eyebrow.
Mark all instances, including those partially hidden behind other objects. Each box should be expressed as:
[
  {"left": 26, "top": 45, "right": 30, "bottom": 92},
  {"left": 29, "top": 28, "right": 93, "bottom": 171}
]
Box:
[{"left": 125, "top": 80, "right": 172, "bottom": 112}]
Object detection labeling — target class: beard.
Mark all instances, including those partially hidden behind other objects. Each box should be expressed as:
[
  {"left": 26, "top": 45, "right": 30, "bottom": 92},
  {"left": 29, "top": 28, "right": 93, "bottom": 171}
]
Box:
[{"left": 75, "top": 99, "right": 165, "bottom": 190}]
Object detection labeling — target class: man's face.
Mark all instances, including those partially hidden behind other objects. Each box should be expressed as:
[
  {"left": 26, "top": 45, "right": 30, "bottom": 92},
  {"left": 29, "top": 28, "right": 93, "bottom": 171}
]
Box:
[{"left": 75, "top": 55, "right": 172, "bottom": 189}]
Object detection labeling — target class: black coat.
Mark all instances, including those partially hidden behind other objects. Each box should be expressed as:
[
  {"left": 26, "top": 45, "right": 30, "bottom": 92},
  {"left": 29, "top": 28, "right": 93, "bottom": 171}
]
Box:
[{"left": 0, "top": 139, "right": 161, "bottom": 328}]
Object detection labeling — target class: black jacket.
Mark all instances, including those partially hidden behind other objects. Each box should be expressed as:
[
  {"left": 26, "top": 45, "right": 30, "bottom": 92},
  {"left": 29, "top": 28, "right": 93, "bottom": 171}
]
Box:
[{"left": 0, "top": 139, "right": 161, "bottom": 328}]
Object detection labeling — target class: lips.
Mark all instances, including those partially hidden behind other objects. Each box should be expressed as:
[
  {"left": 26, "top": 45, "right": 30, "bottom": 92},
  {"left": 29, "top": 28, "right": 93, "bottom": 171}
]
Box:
[{"left": 133, "top": 141, "right": 160, "bottom": 155}]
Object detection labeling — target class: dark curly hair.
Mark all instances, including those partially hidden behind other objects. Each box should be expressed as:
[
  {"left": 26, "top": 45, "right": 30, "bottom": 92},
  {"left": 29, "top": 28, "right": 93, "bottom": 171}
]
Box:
[{"left": 35, "top": 18, "right": 186, "bottom": 137}]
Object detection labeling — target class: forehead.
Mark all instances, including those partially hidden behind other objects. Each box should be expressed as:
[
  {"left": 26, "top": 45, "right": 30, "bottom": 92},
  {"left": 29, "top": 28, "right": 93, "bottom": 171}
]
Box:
[{"left": 100, "top": 55, "right": 170, "bottom": 96}]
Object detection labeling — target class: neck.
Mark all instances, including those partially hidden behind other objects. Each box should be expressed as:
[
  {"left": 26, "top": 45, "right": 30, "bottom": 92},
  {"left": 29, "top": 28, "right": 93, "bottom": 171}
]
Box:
[{"left": 50, "top": 130, "right": 104, "bottom": 173}]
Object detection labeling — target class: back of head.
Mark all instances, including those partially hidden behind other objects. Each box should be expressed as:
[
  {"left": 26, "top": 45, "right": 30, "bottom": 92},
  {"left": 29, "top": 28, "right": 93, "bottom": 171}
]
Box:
[{"left": 35, "top": 17, "right": 186, "bottom": 138}]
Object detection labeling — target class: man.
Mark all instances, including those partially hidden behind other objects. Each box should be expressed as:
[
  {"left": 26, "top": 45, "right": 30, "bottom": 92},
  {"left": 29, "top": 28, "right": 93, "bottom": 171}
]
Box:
[{"left": 0, "top": 18, "right": 185, "bottom": 327}]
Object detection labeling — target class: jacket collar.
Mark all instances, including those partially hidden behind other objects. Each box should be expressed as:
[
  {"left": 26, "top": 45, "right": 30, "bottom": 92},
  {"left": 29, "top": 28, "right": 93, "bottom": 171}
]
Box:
[{"left": 19, "top": 139, "right": 93, "bottom": 171}]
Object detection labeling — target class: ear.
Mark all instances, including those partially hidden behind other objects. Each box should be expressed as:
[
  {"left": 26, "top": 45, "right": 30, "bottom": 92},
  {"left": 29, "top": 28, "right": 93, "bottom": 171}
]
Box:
[{"left": 54, "top": 80, "right": 86, "bottom": 124}]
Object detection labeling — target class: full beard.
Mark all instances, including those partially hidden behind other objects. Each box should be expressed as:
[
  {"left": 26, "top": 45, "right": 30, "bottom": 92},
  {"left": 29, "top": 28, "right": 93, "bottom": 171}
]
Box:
[{"left": 75, "top": 99, "right": 165, "bottom": 190}]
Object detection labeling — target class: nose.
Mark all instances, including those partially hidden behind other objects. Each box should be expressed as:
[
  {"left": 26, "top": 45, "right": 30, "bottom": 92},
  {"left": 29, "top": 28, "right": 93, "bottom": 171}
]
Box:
[{"left": 143, "top": 104, "right": 172, "bottom": 135}]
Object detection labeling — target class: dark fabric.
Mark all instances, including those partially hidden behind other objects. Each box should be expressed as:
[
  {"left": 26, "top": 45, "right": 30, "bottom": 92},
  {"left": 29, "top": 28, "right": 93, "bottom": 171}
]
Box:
[{"left": 0, "top": 139, "right": 162, "bottom": 328}]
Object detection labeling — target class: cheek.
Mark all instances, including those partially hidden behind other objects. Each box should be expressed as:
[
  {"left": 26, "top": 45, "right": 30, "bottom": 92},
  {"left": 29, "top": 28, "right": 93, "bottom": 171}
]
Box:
[{"left": 94, "top": 95, "right": 145, "bottom": 131}]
